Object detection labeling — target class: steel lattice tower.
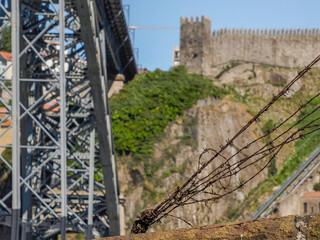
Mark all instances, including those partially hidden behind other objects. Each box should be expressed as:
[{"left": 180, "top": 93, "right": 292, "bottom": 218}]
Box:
[{"left": 0, "top": 0, "right": 136, "bottom": 239}]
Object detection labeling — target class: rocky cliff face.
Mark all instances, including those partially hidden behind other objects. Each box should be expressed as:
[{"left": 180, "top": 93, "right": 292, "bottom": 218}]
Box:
[
  {"left": 118, "top": 96, "right": 268, "bottom": 232},
  {"left": 117, "top": 63, "right": 320, "bottom": 233}
]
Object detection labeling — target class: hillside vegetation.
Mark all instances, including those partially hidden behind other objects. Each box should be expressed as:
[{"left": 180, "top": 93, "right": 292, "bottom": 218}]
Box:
[
  {"left": 110, "top": 62, "right": 320, "bottom": 232},
  {"left": 110, "top": 66, "right": 227, "bottom": 173}
]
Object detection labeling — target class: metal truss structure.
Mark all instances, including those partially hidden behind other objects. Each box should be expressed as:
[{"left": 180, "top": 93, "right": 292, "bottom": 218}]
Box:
[{"left": 0, "top": 0, "right": 136, "bottom": 239}]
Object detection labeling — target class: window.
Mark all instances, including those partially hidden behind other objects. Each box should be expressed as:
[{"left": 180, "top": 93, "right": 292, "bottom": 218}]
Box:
[
  {"left": 311, "top": 207, "right": 314, "bottom": 214},
  {"left": 319, "top": 203, "right": 320, "bottom": 213},
  {"left": 304, "top": 202, "right": 308, "bottom": 213},
  {"left": 175, "top": 51, "right": 180, "bottom": 58}
]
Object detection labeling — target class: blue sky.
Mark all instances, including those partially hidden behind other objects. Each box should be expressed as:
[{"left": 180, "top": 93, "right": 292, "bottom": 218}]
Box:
[{"left": 122, "top": 0, "right": 320, "bottom": 71}]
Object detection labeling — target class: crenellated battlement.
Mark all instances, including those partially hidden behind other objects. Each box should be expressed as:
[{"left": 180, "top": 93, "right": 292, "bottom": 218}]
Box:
[
  {"left": 181, "top": 15, "right": 211, "bottom": 25},
  {"left": 212, "top": 28, "right": 320, "bottom": 36},
  {"left": 179, "top": 16, "right": 320, "bottom": 75}
]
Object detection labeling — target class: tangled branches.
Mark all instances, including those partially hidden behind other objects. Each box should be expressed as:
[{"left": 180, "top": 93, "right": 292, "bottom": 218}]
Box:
[{"left": 131, "top": 55, "right": 320, "bottom": 234}]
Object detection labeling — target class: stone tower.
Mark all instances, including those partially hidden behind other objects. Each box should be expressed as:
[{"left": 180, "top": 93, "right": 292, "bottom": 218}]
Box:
[{"left": 179, "top": 16, "right": 211, "bottom": 74}]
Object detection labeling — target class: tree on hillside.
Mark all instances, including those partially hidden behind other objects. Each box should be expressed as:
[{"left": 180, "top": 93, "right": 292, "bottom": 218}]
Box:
[{"left": 0, "top": 26, "right": 11, "bottom": 52}]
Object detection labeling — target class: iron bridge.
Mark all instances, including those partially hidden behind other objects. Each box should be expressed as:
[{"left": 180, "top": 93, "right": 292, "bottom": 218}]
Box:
[{"left": 0, "top": 0, "right": 136, "bottom": 239}]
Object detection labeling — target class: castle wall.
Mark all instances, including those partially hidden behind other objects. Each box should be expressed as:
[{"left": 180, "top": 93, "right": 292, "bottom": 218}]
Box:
[
  {"left": 211, "top": 28, "right": 320, "bottom": 67},
  {"left": 180, "top": 16, "right": 320, "bottom": 75}
]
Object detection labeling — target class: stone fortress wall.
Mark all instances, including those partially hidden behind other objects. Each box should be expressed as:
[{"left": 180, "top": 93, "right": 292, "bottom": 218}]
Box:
[{"left": 179, "top": 16, "right": 320, "bottom": 75}]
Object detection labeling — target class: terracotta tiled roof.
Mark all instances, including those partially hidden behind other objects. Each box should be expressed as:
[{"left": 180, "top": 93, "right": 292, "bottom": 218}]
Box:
[
  {"left": 302, "top": 192, "right": 320, "bottom": 198},
  {"left": 0, "top": 107, "right": 11, "bottom": 127},
  {"left": 0, "top": 51, "right": 12, "bottom": 61},
  {"left": 44, "top": 40, "right": 59, "bottom": 45},
  {"left": 0, "top": 107, "right": 9, "bottom": 117},
  {"left": 1, "top": 119, "right": 12, "bottom": 127},
  {"left": 43, "top": 100, "right": 59, "bottom": 112}
]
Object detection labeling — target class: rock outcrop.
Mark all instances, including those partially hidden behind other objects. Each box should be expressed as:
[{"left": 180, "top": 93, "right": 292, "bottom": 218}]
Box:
[{"left": 117, "top": 63, "right": 320, "bottom": 232}]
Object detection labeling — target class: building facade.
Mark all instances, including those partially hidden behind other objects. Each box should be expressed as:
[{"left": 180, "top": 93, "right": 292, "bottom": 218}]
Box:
[
  {"left": 300, "top": 192, "right": 320, "bottom": 216},
  {"left": 172, "top": 46, "right": 180, "bottom": 67}
]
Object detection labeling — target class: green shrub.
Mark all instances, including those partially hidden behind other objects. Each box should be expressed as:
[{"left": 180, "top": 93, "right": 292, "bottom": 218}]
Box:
[
  {"left": 1, "top": 148, "right": 12, "bottom": 164},
  {"left": 268, "top": 158, "right": 277, "bottom": 177},
  {"left": 262, "top": 120, "right": 277, "bottom": 177},
  {"left": 313, "top": 182, "right": 320, "bottom": 191},
  {"left": 162, "top": 170, "right": 171, "bottom": 178},
  {"left": 0, "top": 26, "right": 11, "bottom": 52},
  {"left": 262, "top": 120, "right": 274, "bottom": 135},
  {"left": 110, "top": 67, "right": 228, "bottom": 165}
]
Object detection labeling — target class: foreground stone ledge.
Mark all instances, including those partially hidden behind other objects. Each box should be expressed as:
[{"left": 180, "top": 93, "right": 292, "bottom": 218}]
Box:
[{"left": 103, "top": 215, "right": 320, "bottom": 240}]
